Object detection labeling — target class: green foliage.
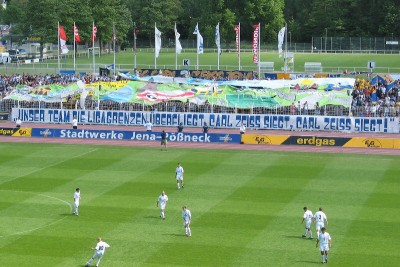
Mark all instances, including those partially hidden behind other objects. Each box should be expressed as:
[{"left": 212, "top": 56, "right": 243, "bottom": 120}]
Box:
[{"left": 2, "top": 0, "right": 400, "bottom": 47}]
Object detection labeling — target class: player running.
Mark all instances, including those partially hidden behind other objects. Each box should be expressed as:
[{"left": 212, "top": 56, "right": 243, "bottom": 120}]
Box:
[{"left": 85, "top": 237, "right": 111, "bottom": 267}]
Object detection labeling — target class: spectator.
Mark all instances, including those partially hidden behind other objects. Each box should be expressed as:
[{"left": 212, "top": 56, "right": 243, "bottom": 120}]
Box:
[
  {"left": 16, "top": 117, "right": 22, "bottom": 128},
  {"left": 202, "top": 122, "right": 209, "bottom": 134},
  {"left": 240, "top": 122, "right": 246, "bottom": 134},
  {"left": 177, "top": 122, "right": 184, "bottom": 133},
  {"left": 144, "top": 121, "right": 153, "bottom": 132},
  {"left": 72, "top": 116, "right": 78, "bottom": 129}
]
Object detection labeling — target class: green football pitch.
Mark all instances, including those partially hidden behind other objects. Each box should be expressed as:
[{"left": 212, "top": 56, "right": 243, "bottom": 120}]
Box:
[{"left": 0, "top": 142, "right": 399, "bottom": 267}]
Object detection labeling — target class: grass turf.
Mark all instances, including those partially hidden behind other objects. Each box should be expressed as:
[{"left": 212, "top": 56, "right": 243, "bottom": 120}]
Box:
[
  {"left": 2, "top": 51, "right": 400, "bottom": 74},
  {"left": 0, "top": 142, "right": 399, "bottom": 266}
]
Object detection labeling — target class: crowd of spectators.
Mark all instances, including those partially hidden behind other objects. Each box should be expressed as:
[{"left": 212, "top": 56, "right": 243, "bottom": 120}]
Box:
[
  {"left": 0, "top": 73, "right": 119, "bottom": 94},
  {"left": 351, "top": 79, "right": 400, "bottom": 117},
  {"left": 1, "top": 73, "right": 400, "bottom": 117}
]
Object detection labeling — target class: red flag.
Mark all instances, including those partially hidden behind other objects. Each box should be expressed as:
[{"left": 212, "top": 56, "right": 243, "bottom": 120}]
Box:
[
  {"left": 92, "top": 24, "right": 97, "bottom": 41},
  {"left": 234, "top": 25, "right": 240, "bottom": 57},
  {"left": 59, "top": 25, "right": 68, "bottom": 54},
  {"left": 252, "top": 24, "right": 260, "bottom": 64},
  {"left": 74, "top": 24, "right": 81, "bottom": 42}
]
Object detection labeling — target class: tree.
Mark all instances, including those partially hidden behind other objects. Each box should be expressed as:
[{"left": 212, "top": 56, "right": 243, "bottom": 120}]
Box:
[
  {"left": 90, "top": 0, "right": 132, "bottom": 52},
  {"left": 126, "top": 0, "right": 183, "bottom": 47}
]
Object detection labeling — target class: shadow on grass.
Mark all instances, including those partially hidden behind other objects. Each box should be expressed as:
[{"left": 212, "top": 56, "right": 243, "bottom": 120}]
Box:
[
  {"left": 283, "top": 235, "right": 304, "bottom": 239},
  {"left": 162, "top": 233, "right": 186, "bottom": 237},
  {"left": 295, "top": 260, "right": 320, "bottom": 264},
  {"left": 143, "top": 215, "right": 163, "bottom": 220}
]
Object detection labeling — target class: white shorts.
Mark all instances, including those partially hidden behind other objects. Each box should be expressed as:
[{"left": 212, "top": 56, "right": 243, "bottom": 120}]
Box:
[
  {"left": 74, "top": 202, "right": 79, "bottom": 208},
  {"left": 316, "top": 222, "right": 324, "bottom": 231},
  {"left": 176, "top": 175, "right": 183, "bottom": 181},
  {"left": 183, "top": 220, "right": 190, "bottom": 227},
  {"left": 320, "top": 244, "right": 329, "bottom": 252},
  {"left": 305, "top": 220, "right": 312, "bottom": 229},
  {"left": 160, "top": 204, "right": 166, "bottom": 210}
]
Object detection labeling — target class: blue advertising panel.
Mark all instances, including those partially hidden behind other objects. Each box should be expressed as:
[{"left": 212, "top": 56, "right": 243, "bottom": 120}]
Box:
[{"left": 31, "top": 128, "right": 241, "bottom": 143}]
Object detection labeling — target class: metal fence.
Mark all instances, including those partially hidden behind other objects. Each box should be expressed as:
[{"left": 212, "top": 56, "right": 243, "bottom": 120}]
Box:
[
  {"left": 312, "top": 37, "right": 400, "bottom": 53},
  {"left": 2, "top": 99, "right": 399, "bottom": 120}
]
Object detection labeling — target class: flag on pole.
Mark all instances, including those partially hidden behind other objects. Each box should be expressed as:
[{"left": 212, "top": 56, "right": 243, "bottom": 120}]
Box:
[
  {"left": 215, "top": 23, "right": 221, "bottom": 55},
  {"left": 252, "top": 24, "right": 260, "bottom": 64},
  {"left": 234, "top": 24, "right": 240, "bottom": 56},
  {"left": 193, "top": 23, "right": 203, "bottom": 54},
  {"left": 92, "top": 24, "right": 97, "bottom": 41},
  {"left": 175, "top": 24, "right": 182, "bottom": 54},
  {"left": 155, "top": 26, "right": 162, "bottom": 58},
  {"left": 278, "top": 26, "right": 286, "bottom": 58},
  {"left": 58, "top": 25, "right": 68, "bottom": 54},
  {"left": 73, "top": 24, "right": 81, "bottom": 42}
]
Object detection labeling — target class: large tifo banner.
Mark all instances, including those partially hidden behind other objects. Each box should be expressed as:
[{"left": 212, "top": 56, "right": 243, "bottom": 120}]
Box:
[
  {"left": 12, "top": 108, "right": 400, "bottom": 133},
  {"left": 31, "top": 128, "right": 240, "bottom": 143}
]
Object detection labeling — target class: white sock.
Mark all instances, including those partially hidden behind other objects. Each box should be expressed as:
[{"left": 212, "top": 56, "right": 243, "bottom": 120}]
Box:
[
  {"left": 322, "top": 255, "right": 325, "bottom": 262},
  {"left": 309, "top": 230, "right": 312, "bottom": 238},
  {"left": 188, "top": 227, "right": 191, "bottom": 236},
  {"left": 304, "top": 229, "right": 307, "bottom": 235},
  {"left": 177, "top": 184, "right": 180, "bottom": 189}
]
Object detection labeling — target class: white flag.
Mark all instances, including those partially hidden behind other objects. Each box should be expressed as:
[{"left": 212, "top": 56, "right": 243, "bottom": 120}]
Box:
[
  {"left": 193, "top": 23, "right": 203, "bottom": 54},
  {"left": 278, "top": 26, "right": 286, "bottom": 58},
  {"left": 175, "top": 23, "right": 182, "bottom": 54},
  {"left": 155, "top": 26, "right": 162, "bottom": 58},
  {"left": 215, "top": 23, "right": 221, "bottom": 55}
]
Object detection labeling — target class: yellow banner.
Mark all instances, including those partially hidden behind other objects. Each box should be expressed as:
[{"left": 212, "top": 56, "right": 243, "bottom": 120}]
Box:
[
  {"left": 12, "top": 128, "right": 32, "bottom": 137},
  {"left": 392, "top": 139, "right": 400, "bottom": 149},
  {"left": 241, "top": 134, "right": 290, "bottom": 145},
  {"left": 343, "top": 137, "right": 395, "bottom": 149}
]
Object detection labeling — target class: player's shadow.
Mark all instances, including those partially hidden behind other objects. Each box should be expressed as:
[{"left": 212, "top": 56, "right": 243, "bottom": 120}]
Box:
[
  {"left": 283, "top": 235, "right": 304, "bottom": 239},
  {"left": 162, "top": 233, "right": 186, "bottom": 237},
  {"left": 143, "top": 215, "right": 162, "bottom": 220},
  {"left": 295, "top": 260, "right": 320, "bottom": 265}
]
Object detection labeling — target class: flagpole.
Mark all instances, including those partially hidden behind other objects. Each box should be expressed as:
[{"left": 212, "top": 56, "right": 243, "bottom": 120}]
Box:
[
  {"left": 154, "top": 22, "right": 157, "bottom": 69},
  {"left": 175, "top": 22, "right": 178, "bottom": 70},
  {"left": 196, "top": 23, "right": 199, "bottom": 70},
  {"left": 73, "top": 22, "right": 76, "bottom": 71},
  {"left": 92, "top": 21, "right": 95, "bottom": 75},
  {"left": 217, "top": 22, "right": 220, "bottom": 70},
  {"left": 57, "top": 22, "right": 60, "bottom": 73},
  {"left": 238, "top": 22, "right": 241, "bottom": 70},
  {"left": 284, "top": 22, "right": 288, "bottom": 73},
  {"left": 134, "top": 22, "right": 137, "bottom": 70},
  {"left": 258, "top": 22, "right": 261, "bottom": 80},
  {"left": 113, "top": 23, "right": 116, "bottom": 76}
]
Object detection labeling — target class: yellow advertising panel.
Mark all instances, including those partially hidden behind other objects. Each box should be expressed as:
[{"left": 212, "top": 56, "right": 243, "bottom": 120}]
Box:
[
  {"left": 12, "top": 128, "right": 32, "bottom": 137},
  {"left": 393, "top": 139, "right": 400, "bottom": 149},
  {"left": 241, "top": 134, "right": 290, "bottom": 145},
  {"left": 343, "top": 137, "right": 395, "bottom": 149}
]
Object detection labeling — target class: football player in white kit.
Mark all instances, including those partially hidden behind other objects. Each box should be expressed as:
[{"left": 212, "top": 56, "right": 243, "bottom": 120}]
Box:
[
  {"left": 157, "top": 191, "right": 168, "bottom": 220},
  {"left": 316, "top": 227, "right": 332, "bottom": 263},
  {"left": 301, "top": 206, "right": 313, "bottom": 239},
  {"left": 182, "top": 206, "right": 192, "bottom": 237},
  {"left": 73, "top": 188, "right": 80, "bottom": 216},
  {"left": 314, "top": 207, "right": 328, "bottom": 237},
  {"left": 85, "top": 237, "right": 111, "bottom": 267},
  {"left": 176, "top": 163, "right": 184, "bottom": 189}
]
